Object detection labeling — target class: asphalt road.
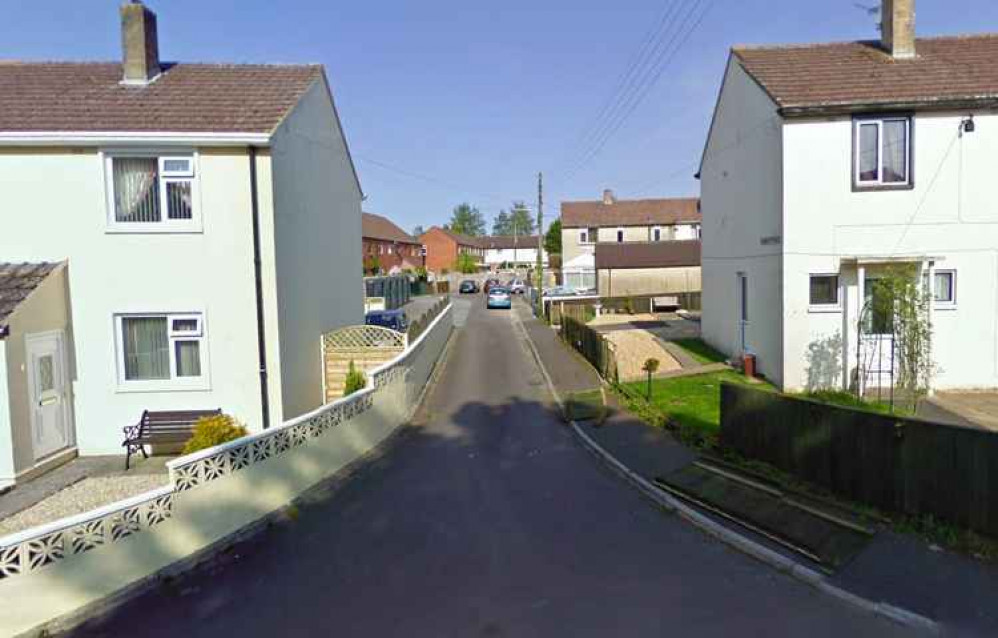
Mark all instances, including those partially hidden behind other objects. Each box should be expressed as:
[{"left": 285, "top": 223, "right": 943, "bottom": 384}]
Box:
[{"left": 74, "top": 297, "right": 918, "bottom": 637}]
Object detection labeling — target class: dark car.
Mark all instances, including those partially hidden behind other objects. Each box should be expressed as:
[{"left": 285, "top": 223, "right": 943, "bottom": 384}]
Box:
[
  {"left": 365, "top": 309, "right": 408, "bottom": 333},
  {"left": 483, "top": 278, "right": 501, "bottom": 294},
  {"left": 459, "top": 280, "right": 479, "bottom": 294}
]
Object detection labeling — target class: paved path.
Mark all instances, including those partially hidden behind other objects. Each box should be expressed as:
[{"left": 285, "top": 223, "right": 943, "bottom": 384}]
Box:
[{"left": 75, "top": 298, "right": 915, "bottom": 637}]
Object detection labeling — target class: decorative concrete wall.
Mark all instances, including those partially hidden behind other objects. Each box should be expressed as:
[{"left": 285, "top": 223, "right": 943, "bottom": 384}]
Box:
[{"left": 0, "top": 304, "right": 453, "bottom": 636}]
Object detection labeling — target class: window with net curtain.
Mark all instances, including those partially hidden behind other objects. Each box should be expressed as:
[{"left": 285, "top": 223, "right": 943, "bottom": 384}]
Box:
[
  {"left": 112, "top": 156, "right": 194, "bottom": 223},
  {"left": 856, "top": 118, "right": 909, "bottom": 185},
  {"left": 121, "top": 315, "right": 202, "bottom": 381}
]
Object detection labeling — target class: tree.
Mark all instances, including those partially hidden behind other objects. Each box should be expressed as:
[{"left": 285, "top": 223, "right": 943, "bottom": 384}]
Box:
[
  {"left": 509, "top": 201, "right": 535, "bottom": 236},
  {"left": 363, "top": 254, "right": 381, "bottom": 275},
  {"left": 545, "top": 218, "right": 562, "bottom": 255},
  {"left": 455, "top": 253, "right": 478, "bottom": 274},
  {"left": 448, "top": 203, "right": 486, "bottom": 236},
  {"left": 492, "top": 210, "right": 511, "bottom": 236},
  {"left": 413, "top": 225, "right": 425, "bottom": 237}
]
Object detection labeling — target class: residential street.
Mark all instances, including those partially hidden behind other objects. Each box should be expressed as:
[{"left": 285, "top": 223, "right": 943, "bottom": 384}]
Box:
[{"left": 75, "top": 297, "right": 917, "bottom": 637}]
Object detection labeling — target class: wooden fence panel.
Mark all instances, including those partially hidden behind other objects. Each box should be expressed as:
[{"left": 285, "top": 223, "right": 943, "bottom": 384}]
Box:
[{"left": 720, "top": 383, "right": 998, "bottom": 537}]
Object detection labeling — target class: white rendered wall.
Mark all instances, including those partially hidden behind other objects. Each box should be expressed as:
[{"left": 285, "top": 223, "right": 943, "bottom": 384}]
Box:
[
  {"left": 269, "top": 78, "right": 364, "bottom": 420},
  {"left": 700, "top": 58, "right": 784, "bottom": 384},
  {"left": 0, "top": 342, "right": 13, "bottom": 483},
  {"left": 782, "top": 112, "right": 998, "bottom": 390},
  {"left": 0, "top": 148, "right": 267, "bottom": 454}
]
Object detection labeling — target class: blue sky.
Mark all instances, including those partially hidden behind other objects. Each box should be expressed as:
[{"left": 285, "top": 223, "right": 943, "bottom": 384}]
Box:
[{"left": 5, "top": 1, "right": 998, "bottom": 235}]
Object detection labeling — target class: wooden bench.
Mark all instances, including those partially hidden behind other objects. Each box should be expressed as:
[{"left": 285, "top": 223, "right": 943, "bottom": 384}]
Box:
[{"left": 121, "top": 409, "right": 221, "bottom": 470}]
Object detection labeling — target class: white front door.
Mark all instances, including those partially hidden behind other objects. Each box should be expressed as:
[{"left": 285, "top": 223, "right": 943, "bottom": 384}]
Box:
[{"left": 26, "top": 331, "right": 71, "bottom": 460}]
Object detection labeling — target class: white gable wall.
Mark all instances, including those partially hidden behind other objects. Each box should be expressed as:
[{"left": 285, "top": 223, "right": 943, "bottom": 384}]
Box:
[
  {"left": 700, "top": 58, "right": 784, "bottom": 384},
  {"left": 269, "top": 78, "right": 364, "bottom": 420}
]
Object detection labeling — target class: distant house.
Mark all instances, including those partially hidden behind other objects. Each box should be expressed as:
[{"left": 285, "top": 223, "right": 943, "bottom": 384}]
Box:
[
  {"left": 481, "top": 235, "right": 548, "bottom": 271},
  {"left": 700, "top": 0, "right": 998, "bottom": 392},
  {"left": 0, "top": 2, "right": 363, "bottom": 486},
  {"left": 560, "top": 190, "right": 701, "bottom": 296},
  {"left": 595, "top": 240, "right": 701, "bottom": 305},
  {"left": 362, "top": 213, "right": 424, "bottom": 274},
  {"left": 419, "top": 227, "right": 484, "bottom": 274}
]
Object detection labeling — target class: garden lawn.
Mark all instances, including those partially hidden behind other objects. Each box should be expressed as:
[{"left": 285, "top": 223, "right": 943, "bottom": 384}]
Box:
[
  {"left": 620, "top": 370, "right": 770, "bottom": 443},
  {"left": 672, "top": 338, "right": 727, "bottom": 365}
]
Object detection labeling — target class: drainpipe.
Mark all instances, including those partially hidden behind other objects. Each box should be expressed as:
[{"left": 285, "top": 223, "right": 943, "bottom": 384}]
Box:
[{"left": 249, "top": 147, "right": 271, "bottom": 430}]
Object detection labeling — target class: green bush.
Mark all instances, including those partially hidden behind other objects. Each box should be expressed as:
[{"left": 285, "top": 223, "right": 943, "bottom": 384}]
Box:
[
  {"left": 344, "top": 360, "right": 367, "bottom": 396},
  {"left": 182, "top": 414, "right": 249, "bottom": 454}
]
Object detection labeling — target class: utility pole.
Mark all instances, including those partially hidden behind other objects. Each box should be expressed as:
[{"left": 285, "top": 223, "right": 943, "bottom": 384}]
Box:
[{"left": 536, "top": 172, "right": 544, "bottom": 316}]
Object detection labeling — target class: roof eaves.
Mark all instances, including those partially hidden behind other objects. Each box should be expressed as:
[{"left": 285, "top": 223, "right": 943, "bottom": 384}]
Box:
[
  {"left": 778, "top": 95, "right": 998, "bottom": 118},
  {"left": 0, "top": 131, "right": 273, "bottom": 147}
]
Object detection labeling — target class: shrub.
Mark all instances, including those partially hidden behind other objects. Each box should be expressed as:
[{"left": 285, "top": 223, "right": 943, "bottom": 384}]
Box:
[
  {"left": 344, "top": 360, "right": 367, "bottom": 396},
  {"left": 182, "top": 414, "right": 248, "bottom": 454}
]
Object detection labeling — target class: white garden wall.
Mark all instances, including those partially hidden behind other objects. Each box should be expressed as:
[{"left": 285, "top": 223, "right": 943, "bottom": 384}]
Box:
[{"left": 0, "top": 304, "right": 453, "bottom": 637}]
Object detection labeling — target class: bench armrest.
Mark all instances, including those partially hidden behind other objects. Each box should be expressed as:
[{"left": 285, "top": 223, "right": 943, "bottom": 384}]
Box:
[{"left": 122, "top": 423, "right": 142, "bottom": 442}]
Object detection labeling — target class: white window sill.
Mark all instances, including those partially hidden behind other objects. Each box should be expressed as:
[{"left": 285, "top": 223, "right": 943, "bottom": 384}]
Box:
[
  {"left": 808, "top": 305, "right": 842, "bottom": 314},
  {"left": 115, "top": 379, "right": 211, "bottom": 394},
  {"left": 105, "top": 226, "right": 203, "bottom": 235},
  {"left": 933, "top": 303, "right": 957, "bottom": 312}
]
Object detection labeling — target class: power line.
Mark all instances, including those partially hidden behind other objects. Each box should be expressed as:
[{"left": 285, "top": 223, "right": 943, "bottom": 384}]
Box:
[
  {"left": 556, "top": 0, "right": 715, "bottom": 187},
  {"left": 551, "top": 0, "right": 684, "bottom": 175}
]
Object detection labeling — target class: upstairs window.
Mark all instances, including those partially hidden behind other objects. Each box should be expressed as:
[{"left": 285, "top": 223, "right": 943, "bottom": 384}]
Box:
[
  {"left": 105, "top": 153, "right": 200, "bottom": 231},
  {"left": 616, "top": 229, "right": 624, "bottom": 243},
  {"left": 652, "top": 227, "right": 662, "bottom": 242},
  {"left": 854, "top": 116, "right": 911, "bottom": 189}
]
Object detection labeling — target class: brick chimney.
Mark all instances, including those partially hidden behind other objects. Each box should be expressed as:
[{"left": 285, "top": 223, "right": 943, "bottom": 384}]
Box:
[
  {"left": 602, "top": 189, "right": 616, "bottom": 205},
  {"left": 881, "top": 0, "right": 916, "bottom": 59},
  {"left": 120, "top": 1, "right": 161, "bottom": 84}
]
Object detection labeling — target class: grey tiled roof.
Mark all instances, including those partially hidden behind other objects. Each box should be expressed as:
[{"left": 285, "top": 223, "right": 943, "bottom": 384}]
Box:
[
  {"left": 0, "top": 263, "right": 59, "bottom": 331},
  {"left": 734, "top": 35, "right": 998, "bottom": 114},
  {"left": 0, "top": 62, "right": 323, "bottom": 134}
]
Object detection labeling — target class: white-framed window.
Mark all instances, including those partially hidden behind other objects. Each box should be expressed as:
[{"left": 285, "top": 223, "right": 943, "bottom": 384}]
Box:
[
  {"left": 104, "top": 151, "right": 201, "bottom": 232},
  {"left": 115, "top": 312, "right": 209, "bottom": 391},
  {"left": 923, "top": 269, "right": 957, "bottom": 307},
  {"left": 652, "top": 227, "right": 662, "bottom": 242},
  {"left": 616, "top": 228, "right": 624, "bottom": 243},
  {"left": 579, "top": 229, "right": 588, "bottom": 244},
  {"left": 809, "top": 274, "right": 840, "bottom": 310},
  {"left": 854, "top": 116, "right": 911, "bottom": 188}
]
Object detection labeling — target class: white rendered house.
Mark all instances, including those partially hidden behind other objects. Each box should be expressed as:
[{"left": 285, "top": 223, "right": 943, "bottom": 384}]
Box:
[
  {"left": 0, "top": 2, "right": 363, "bottom": 485},
  {"left": 700, "top": 0, "right": 998, "bottom": 392},
  {"left": 482, "top": 235, "right": 548, "bottom": 270}
]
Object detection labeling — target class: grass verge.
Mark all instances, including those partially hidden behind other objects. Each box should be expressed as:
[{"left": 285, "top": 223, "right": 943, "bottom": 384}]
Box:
[
  {"left": 616, "top": 370, "right": 773, "bottom": 449},
  {"left": 672, "top": 338, "right": 728, "bottom": 365}
]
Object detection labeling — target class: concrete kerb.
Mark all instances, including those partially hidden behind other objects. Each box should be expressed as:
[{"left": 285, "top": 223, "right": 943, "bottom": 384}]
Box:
[
  {"left": 510, "top": 308, "right": 940, "bottom": 636},
  {"left": 34, "top": 325, "right": 459, "bottom": 638}
]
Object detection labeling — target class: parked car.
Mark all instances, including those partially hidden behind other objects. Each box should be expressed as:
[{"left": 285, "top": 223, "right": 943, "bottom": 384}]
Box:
[
  {"left": 508, "top": 279, "right": 527, "bottom": 294},
  {"left": 486, "top": 286, "right": 512, "bottom": 309},
  {"left": 459, "top": 280, "right": 479, "bottom": 294},
  {"left": 483, "top": 278, "right": 501, "bottom": 294},
  {"left": 365, "top": 309, "right": 408, "bottom": 333}
]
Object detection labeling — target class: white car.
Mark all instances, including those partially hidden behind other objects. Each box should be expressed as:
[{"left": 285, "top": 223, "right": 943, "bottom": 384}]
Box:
[{"left": 508, "top": 279, "right": 527, "bottom": 294}]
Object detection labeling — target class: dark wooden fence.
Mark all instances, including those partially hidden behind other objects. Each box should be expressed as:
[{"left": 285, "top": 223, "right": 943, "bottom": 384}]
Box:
[
  {"left": 720, "top": 383, "right": 998, "bottom": 537},
  {"left": 560, "top": 317, "right": 618, "bottom": 384},
  {"left": 407, "top": 297, "right": 449, "bottom": 343}
]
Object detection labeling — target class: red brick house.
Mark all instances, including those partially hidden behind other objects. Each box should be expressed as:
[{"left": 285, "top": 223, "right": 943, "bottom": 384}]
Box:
[
  {"left": 419, "top": 227, "right": 484, "bottom": 274},
  {"left": 362, "top": 213, "right": 424, "bottom": 274}
]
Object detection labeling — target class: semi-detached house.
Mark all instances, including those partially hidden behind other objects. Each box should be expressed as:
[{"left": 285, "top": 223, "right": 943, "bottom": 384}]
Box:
[
  {"left": 701, "top": 0, "right": 998, "bottom": 392},
  {"left": 560, "top": 190, "right": 701, "bottom": 295},
  {"left": 0, "top": 2, "right": 363, "bottom": 486}
]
